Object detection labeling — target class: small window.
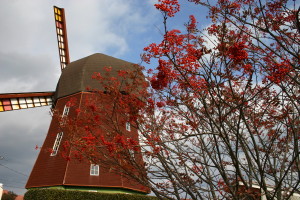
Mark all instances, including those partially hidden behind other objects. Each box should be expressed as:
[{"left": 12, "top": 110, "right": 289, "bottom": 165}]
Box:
[
  {"left": 129, "top": 149, "right": 135, "bottom": 158},
  {"left": 126, "top": 122, "right": 131, "bottom": 131},
  {"left": 90, "top": 164, "right": 99, "bottom": 176},
  {"left": 62, "top": 105, "right": 70, "bottom": 116},
  {"left": 51, "top": 132, "right": 63, "bottom": 156}
]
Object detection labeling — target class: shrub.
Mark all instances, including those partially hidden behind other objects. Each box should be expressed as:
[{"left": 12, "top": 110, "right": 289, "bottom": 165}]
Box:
[
  {"left": 24, "top": 189, "right": 159, "bottom": 200},
  {"left": 2, "top": 191, "right": 17, "bottom": 200}
]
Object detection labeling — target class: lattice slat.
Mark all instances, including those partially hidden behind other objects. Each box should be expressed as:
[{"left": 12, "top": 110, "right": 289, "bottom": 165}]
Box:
[
  {"left": 0, "top": 92, "right": 54, "bottom": 112},
  {"left": 54, "top": 6, "right": 70, "bottom": 70}
]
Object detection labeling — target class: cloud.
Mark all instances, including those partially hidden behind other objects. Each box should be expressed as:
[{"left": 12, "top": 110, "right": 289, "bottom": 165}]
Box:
[
  {"left": 63, "top": 0, "right": 159, "bottom": 59},
  {"left": 0, "top": 52, "right": 58, "bottom": 93}
]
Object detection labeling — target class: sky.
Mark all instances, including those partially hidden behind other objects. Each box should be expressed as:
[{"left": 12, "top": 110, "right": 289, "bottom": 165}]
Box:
[{"left": 0, "top": 0, "right": 209, "bottom": 195}]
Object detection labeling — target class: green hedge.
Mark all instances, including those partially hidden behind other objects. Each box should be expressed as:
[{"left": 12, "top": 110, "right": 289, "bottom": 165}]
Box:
[{"left": 24, "top": 189, "right": 159, "bottom": 200}]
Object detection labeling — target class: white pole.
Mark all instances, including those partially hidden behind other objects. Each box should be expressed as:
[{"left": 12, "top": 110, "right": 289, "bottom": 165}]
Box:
[{"left": 0, "top": 183, "right": 3, "bottom": 200}]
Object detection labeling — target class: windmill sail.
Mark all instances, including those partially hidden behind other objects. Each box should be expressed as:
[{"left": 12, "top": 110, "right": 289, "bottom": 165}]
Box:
[
  {"left": 54, "top": 6, "right": 70, "bottom": 70},
  {"left": 0, "top": 92, "right": 54, "bottom": 112}
]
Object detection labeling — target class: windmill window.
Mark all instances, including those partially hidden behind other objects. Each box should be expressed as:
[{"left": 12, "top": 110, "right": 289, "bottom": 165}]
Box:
[
  {"left": 126, "top": 122, "right": 131, "bottom": 131},
  {"left": 90, "top": 164, "right": 99, "bottom": 176},
  {"left": 51, "top": 132, "right": 63, "bottom": 156},
  {"left": 129, "top": 149, "right": 135, "bottom": 159},
  {"left": 62, "top": 105, "right": 70, "bottom": 116}
]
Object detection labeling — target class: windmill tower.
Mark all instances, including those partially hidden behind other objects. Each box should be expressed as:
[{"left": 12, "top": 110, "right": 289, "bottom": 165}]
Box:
[{"left": 0, "top": 6, "right": 149, "bottom": 194}]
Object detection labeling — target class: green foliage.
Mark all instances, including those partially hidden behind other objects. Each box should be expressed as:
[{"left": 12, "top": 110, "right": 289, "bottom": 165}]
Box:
[
  {"left": 24, "top": 189, "right": 159, "bottom": 200},
  {"left": 2, "top": 191, "right": 17, "bottom": 200}
]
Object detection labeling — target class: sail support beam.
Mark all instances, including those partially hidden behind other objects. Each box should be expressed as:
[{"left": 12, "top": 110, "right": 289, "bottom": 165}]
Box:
[{"left": 0, "top": 92, "right": 54, "bottom": 112}]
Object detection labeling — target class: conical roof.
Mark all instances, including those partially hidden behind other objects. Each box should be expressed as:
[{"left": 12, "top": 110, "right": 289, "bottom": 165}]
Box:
[{"left": 54, "top": 53, "right": 137, "bottom": 100}]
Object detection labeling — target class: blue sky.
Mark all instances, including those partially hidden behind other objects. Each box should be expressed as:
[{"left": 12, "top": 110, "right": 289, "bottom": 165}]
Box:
[{"left": 0, "top": 0, "right": 209, "bottom": 195}]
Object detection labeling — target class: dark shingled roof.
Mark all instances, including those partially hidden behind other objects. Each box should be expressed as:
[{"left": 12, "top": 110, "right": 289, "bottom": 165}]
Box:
[{"left": 54, "top": 53, "right": 137, "bottom": 100}]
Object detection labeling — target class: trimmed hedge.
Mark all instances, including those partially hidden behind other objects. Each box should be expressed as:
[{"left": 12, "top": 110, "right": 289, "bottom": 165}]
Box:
[{"left": 24, "top": 189, "right": 159, "bottom": 200}]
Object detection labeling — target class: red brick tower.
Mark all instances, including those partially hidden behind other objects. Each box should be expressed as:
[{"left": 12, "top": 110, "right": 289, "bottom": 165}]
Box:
[{"left": 25, "top": 53, "right": 149, "bottom": 194}]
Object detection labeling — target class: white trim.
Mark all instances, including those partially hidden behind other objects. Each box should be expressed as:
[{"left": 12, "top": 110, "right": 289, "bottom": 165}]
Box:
[
  {"left": 62, "top": 105, "right": 70, "bottom": 116},
  {"left": 126, "top": 122, "right": 131, "bottom": 131},
  {"left": 51, "top": 132, "right": 63, "bottom": 156},
  {"left": 129, "top": 149, "right": 134, "bottom": 157},
  {"left": 90, "top": 164, "right": 99, "bottom": 176}
]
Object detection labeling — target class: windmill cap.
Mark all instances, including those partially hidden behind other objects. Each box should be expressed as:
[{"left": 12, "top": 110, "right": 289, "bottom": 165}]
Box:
[{"left": 54, "top": 53, "right": 142, "bottom": 101}]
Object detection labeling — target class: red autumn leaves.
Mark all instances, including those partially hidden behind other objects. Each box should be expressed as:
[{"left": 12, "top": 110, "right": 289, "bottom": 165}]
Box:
[
  {"left": 146, "top": 0, "right": 294, "bottom": 89},
  {"left": 154, "top": 0, "right": 180, "bottom": 17}
]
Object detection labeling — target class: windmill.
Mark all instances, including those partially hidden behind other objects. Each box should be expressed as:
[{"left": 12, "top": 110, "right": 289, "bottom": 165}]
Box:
[{"left": 0, "top": 6, "right": 149, "bottom": 194}]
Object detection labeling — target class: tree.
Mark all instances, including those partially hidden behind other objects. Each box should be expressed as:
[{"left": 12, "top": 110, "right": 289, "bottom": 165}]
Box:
[
  {"left": 2, "top": 191, "right": 17, "bottom": 200},
  {"left": 60, "top": 0, "right": 300, "bottom": 199}
]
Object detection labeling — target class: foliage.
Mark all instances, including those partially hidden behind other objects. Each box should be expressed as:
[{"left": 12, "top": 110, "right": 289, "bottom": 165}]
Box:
[
  {"left": 24, "top": 189, "right": 159, "bottom": 200},
  {"left": 59, "top": 0, "right": 300, "bottom": 199},
  {"left": 2, "top": 191, "right": 17, "bottom": 200}
]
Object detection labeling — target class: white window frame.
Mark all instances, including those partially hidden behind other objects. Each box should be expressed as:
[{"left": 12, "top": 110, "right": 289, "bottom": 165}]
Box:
[
  {"left": 90, "top": 164, "right": 99, "bottom": 176},
  {"left": 126, "top": 122, "right": 131, "bottom": 131},
  {"left": 62, "top": 105, "right": 70, "bottom": 116},
  {"left": 51, "top": 132, "right": 63, "bottom": 156},
  {"left": 129, "top": 149, "right": 135, "bottom": 160}
]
